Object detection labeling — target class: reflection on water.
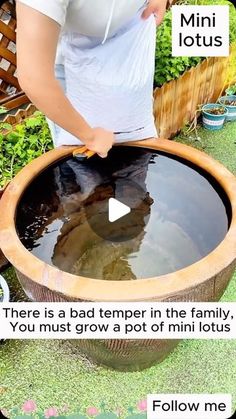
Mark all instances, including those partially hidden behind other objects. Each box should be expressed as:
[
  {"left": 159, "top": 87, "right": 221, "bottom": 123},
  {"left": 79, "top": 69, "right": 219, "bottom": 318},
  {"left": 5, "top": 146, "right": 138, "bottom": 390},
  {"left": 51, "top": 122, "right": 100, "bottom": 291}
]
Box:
[{"left": 16, "top": 147, "right": 230, "bottom": 280}]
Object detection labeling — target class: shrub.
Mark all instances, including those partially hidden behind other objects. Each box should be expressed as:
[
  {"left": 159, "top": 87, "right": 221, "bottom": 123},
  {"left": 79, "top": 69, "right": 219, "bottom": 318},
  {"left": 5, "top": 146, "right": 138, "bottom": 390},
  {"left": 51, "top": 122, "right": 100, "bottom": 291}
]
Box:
[
  {"left": 155, "top": 0, "right": 236, "bottom": 87},
  {"left": 0, "top": 112, "right": 53, "bottom": 188}
]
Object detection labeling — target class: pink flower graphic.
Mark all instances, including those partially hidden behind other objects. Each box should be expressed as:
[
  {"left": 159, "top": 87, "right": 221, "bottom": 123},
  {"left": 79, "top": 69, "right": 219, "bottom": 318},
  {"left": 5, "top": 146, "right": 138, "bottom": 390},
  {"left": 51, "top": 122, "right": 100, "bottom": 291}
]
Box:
[
  {"left": 22, "top": 400, "right": 37, "bottom": 413},
  {"left": 44, "top": 407, "right": 58, "bottom": 418},
  {"left": 86, "top": 406, "right": 99, "bottom": 416},
  {"left": 137, "top": 399, "right": 147, "bottom": 411}
]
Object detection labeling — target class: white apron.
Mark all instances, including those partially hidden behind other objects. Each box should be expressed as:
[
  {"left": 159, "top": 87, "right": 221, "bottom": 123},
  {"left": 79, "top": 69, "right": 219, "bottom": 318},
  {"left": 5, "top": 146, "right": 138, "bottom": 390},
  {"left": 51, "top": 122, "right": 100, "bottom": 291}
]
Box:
[{"left": 51, "top": 8, "right": 157, "bottom": 147}]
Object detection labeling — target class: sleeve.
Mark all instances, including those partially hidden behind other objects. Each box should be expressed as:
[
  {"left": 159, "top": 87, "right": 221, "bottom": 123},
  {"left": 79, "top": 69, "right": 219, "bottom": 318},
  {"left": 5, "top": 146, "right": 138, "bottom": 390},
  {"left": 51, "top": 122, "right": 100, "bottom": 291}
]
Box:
[{"left": 17, "top": 0, "right": 70, "bottom": 26}]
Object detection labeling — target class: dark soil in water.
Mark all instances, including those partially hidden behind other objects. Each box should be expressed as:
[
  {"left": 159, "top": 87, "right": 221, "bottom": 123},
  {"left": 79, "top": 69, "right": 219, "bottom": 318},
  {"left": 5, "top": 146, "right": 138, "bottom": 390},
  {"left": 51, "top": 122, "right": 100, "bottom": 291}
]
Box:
[{"left": 16, "top": 146, "right": 231, "bottom": 280}]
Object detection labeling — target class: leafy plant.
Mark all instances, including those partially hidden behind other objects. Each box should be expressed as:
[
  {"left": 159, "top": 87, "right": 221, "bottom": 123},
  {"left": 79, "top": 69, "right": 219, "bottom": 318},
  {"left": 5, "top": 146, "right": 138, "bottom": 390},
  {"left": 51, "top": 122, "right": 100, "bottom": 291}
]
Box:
[
  {"left": 155, "top": 0, "right": 236, "bottom": 87},
  {"left": 155, "top": 10, "right": 202, "bottom": 86},
  {"left": 0, "top": 111, "right": 53, "bottom": 188},
  {"left": 0, "top": 106, "right": 7, "bottom": 115},
  {"left": 226, "top": 83, "right": 236, "bottom": 95}
]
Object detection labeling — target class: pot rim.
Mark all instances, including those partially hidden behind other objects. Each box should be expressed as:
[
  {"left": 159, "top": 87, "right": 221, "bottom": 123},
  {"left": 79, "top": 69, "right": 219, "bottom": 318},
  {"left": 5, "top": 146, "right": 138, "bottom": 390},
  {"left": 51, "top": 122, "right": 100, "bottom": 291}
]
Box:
[
  {"left": 0, "top": 138, "right": 236, "bottom": 301},
  {"left": 219, "top": 95, "right": 236, "bottom": 108},
  {"left": 202, "top": 103, "right": 228, "bottom": 117}
]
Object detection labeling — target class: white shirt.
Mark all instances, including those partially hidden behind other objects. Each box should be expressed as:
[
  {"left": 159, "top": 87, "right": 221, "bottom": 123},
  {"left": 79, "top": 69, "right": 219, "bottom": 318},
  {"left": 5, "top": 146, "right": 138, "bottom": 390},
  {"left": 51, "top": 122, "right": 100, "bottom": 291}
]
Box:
[
  {"left": 18, "top": 0, "right": 157, "bottom": 146},
  {"left": 19, "top": 0, "right": 147, "bottom": 63},
  {"left": 19, "top": 0, "right": 146, "bottom": 37}
]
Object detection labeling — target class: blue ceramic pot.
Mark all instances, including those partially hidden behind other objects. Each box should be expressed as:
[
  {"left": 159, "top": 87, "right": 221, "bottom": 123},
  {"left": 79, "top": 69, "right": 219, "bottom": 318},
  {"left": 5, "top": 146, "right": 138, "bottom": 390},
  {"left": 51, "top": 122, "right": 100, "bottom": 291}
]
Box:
[
  {"left": 202, "top": 103, "right": 228, "bottom": 130},
  {"left": 219, "top": 95, "right": 236, "bottom": 121}
]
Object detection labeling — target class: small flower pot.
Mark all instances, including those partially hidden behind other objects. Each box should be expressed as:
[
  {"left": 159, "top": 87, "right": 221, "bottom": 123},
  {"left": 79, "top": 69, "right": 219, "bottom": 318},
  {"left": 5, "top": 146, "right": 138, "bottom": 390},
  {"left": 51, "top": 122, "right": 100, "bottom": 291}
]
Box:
[
  {"left": 202, "top": 103, "right": 228, "bottom": 130},
  {"left": 0, "top": 274, "right": 10, "bottom": 303},
  {"left": 219, "top": 95, "right": 236, "bottom": 121}
]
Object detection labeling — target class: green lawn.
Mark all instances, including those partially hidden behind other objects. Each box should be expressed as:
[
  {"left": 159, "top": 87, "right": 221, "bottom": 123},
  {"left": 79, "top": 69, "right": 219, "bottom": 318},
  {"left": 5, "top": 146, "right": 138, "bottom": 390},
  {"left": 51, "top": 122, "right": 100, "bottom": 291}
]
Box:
[{"left": 0, "top": 121, "right": 236, "bottom": 418}]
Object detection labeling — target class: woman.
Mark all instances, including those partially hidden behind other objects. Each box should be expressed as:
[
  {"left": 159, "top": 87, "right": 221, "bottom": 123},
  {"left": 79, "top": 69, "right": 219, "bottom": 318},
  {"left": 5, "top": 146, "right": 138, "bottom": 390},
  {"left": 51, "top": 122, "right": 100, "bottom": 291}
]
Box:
[{"left": 16, "top": 0, "right": 168, "bottom": 157}]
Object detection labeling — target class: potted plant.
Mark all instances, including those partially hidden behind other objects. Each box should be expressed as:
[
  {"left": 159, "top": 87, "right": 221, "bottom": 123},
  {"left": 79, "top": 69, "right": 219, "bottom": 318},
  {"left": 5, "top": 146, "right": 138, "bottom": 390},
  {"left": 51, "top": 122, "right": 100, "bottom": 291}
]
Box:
[
  {"left": 218, "top": 95, "right": 236, "bottom": 121},
  {"left": 0, "top": 274, "right": 10, "bottom": 302},
  {"left": 201, "top": 103, "right": 228, "bottom": 130}
]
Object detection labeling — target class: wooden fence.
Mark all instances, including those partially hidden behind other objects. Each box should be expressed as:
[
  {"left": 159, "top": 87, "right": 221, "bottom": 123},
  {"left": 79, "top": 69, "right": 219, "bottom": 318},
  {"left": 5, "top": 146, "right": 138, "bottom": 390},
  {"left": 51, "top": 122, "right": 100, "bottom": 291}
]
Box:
[
  {"left": 0, "top": 0, "right": 29, "bottom": 110},
  {"left": 153, "top": 55, "right": 232, "bottom": 138},
  {"left": 2, "top": 103, "right": 36, "bottom": 125}
]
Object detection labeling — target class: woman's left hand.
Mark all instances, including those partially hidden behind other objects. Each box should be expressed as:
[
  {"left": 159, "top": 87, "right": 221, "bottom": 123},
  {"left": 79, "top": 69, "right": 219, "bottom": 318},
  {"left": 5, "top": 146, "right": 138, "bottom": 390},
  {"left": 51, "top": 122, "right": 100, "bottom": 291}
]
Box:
[{"left": 142, "top": 0, "right": 168, "bottom": 25}]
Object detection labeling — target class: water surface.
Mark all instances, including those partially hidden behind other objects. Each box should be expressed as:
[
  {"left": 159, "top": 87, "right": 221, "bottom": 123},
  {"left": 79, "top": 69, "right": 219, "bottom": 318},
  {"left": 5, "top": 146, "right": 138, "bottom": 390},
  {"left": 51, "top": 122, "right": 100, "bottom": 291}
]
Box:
[{"left": 16, "top": 146, "right": 230, "bottom": 280}]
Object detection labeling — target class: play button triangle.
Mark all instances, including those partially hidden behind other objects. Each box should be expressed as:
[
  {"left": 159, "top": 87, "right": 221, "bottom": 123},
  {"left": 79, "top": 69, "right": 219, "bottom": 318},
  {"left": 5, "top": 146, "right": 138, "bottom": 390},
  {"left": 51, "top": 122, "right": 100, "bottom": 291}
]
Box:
[{"left": 108, "top": 198, "right": 131, "bottom": 223}]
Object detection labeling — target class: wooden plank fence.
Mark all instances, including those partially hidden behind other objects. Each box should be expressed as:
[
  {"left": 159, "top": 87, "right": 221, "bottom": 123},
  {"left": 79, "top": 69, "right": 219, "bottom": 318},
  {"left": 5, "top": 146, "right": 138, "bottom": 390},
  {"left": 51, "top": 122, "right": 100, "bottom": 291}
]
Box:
[
  {"left": 153, "top": 55, "right": 232, "bottom": 138},
  {"left": 0, "top": 0, "right": 29, "bottom": 110}
]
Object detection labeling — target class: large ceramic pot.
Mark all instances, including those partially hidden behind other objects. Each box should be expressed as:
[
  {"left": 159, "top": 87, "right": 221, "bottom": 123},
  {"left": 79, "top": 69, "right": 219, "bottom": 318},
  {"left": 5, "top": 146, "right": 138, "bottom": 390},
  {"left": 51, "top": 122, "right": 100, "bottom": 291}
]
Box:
[
  {"left": 0, "top": 139, "right": 236, "bottom": 370},
  {"left": 0, "top": 187, "right": 9, "bottom": 271}
]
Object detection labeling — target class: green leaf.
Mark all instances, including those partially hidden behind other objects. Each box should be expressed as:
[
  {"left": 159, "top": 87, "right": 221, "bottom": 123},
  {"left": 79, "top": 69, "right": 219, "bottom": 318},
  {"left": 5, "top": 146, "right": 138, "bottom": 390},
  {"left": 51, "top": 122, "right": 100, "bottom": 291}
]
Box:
[
  {"left": 1, "top": 123, "right": 12, "bottom": 130},
  {"left": 25, "top": 117, "right": 42, "bottom": 128},
  {"left": 0, "top": 106, "right": 7, "bottom": 114}
]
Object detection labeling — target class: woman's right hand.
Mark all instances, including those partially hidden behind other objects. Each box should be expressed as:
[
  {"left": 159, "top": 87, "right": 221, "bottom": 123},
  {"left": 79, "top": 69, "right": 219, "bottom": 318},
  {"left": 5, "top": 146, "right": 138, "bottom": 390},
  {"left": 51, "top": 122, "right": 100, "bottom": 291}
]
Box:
[{"left": 87, "top": 128, "right": 115, "bottom": 158}]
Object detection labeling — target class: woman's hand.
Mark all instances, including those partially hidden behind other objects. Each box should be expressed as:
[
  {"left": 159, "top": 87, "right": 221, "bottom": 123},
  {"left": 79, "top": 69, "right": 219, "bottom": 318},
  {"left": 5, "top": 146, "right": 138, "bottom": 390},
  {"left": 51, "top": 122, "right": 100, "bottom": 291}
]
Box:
[
  {"left": 142, "top": 0, "right": 168, "bottom": 25},
  {"left": 87, "top": 128, "right": 115, "bottom": 158}
]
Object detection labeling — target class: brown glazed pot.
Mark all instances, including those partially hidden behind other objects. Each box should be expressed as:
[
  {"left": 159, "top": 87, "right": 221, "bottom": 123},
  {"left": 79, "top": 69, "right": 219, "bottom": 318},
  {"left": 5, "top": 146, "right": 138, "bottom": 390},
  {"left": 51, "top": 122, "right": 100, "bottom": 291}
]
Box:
[
  {"left": 0, "top": 138, "right": 236, "bottom": 370},
  {"left": 0, "top": 186, "right": 9, "bottom": 271}
]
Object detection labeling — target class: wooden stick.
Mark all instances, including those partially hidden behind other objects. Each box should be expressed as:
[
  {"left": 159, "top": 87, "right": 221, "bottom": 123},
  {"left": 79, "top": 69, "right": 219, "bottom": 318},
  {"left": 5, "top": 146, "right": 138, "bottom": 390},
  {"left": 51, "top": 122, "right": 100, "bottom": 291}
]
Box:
[{"left": 85, "top": 150, "right": 96, "bottom": 158}]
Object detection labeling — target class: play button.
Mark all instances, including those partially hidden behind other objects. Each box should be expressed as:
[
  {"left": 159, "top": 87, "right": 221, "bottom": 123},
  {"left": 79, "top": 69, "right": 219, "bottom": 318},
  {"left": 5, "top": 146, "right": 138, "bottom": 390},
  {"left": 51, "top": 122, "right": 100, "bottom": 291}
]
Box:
[
  {"left": 81, "top": 146, "right": 153, "bottom": 242},
  {"left": 108, "top": 198, "right": 131, "bottom": 222},
  {"left": 84, "top": 177, "right": 153, "bottom": 242}
]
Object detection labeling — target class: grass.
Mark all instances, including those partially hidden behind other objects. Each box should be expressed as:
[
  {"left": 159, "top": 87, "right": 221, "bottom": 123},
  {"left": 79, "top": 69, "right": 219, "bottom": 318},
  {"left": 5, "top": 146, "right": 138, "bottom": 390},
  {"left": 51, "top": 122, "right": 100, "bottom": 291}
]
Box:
[
  {"left": 0, "top": 121, "right": 236, "bottom": 417},
  {"left": 175, "top": 120, "right": 236, "bottom": 174}
]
